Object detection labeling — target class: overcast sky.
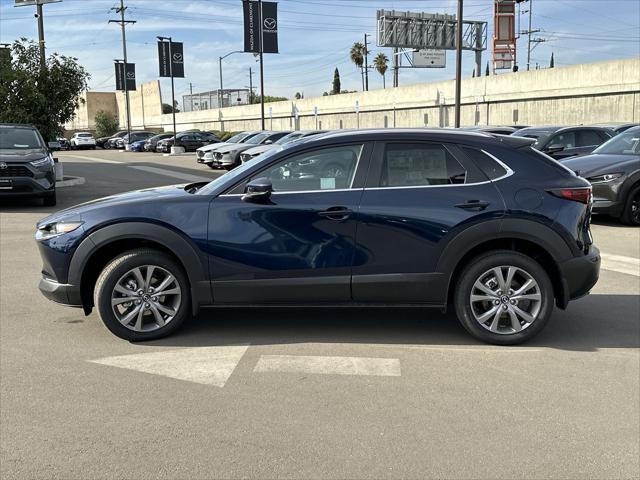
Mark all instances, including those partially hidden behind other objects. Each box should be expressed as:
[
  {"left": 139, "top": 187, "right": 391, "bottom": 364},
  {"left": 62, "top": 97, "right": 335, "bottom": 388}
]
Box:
[{"left": 1, "top": 0, "right": 639, "bottom": 106}]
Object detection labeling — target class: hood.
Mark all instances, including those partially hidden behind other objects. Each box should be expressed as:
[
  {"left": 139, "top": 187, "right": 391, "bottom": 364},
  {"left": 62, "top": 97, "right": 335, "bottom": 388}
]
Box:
[
  {"left": 563, "top": 153, "right": 640, "bottom": 177},
  {"left": 217, "top": 144, "right": 254, "bottom": 155},
  {"left": 243, "top": 144, "right": 276, "bottom": 156},
  {"left": 0, "top": 149, "right": 48, "bottom": 163},
  {"left": 37, "top": 184, "right": 193, "bottom": 227},
  {"left": 198, "top": 142, "right": 232, "bottom": 153}
]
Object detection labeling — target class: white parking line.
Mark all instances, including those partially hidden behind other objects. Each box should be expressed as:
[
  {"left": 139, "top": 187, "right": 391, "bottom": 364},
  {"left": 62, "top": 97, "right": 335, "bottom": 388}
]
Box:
[
  {"left": 600, "top": 253, "right": 640, "bottom": 277},
  {"left": 62, "top": 154, "right": 124, "bottom": 164},
  {"left": 90, "top": 345, "right": 249, "bottom": 387},
  {"left": 254, "top": 355, "right": 401, "bottom": 377},
  {"left": 129, "top": 165, "right": 213, "bottom": 183}
]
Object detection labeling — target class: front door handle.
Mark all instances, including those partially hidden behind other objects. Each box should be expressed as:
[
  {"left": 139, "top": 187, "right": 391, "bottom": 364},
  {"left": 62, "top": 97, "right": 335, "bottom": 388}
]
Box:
[
  {"left": 318, "top": 206, "right": 352, "bottom": 221},
  {"left": 455, "top": 200, "right": 490, "bottom": 211}
]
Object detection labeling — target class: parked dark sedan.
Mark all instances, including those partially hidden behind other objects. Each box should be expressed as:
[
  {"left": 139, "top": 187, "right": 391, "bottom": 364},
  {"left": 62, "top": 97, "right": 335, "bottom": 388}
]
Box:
[
  {"left": 144, "top": 133, "right": 173, "bottom": 152},
  {"left": 513, "top": 126, "right": 615, "bottom": 160},
  {"left": 103, "top": 131, "right": 128, "bottom": 149},
  {"left": 36, "top": 129, "right": 600, "bottom": 345},
  {"left": 157, "top": 131, "right": 220, "bottom": 153},
  {"left": 564, "top": 126, "right": 640, "bottom": 225}
]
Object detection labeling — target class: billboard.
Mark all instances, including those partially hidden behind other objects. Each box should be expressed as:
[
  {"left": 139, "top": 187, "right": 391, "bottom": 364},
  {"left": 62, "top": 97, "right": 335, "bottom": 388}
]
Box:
[
  {"left": 493, "top": 0, "right": 517, "bottom": 70},
  {"left": 377, "top": 10, "right": 486, "bottom": 52},
  {"left": 157, "top": 41, "right": 184, "bottom": 78},
  {"left": 243, "top": 0, "right": 278, "bottom": 54},
  {"left": 115, "top": 62, "right": 136, "bottom": 91},
  {"left": 412, "top": 49, "right": 446, "bottom": 68}
]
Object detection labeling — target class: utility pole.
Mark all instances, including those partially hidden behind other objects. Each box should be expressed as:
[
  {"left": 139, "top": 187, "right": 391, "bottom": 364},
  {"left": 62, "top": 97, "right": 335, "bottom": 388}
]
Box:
[
  {"left": 392, "top": 47, "right": 399, "bottom": 87},
  {"left": 520, "top": 0, "right": 545, "bottom": 71},
  {"left": 454, "top": 0, "right": 464, "bottom": 128},
  {"left": 189, "top": 82, "right": 193, "bottom": 111},
  {"left": 363, "top": 33, "right": 370, "bottom": 91},
  {"left": 36, "top": 2, "right": 45, "bottom": 69},
  {"left": 258, "top": 0, "right": 266, "bottom": 129},
  {"left": 248, "top": 67, "right": 254, "bottom": 104},
  {"left": 109, "top": 0, "right": 136, "bottom": 140}
]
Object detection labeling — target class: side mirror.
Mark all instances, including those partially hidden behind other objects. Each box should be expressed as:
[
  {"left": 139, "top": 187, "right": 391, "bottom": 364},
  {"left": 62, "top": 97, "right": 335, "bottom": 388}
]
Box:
[
  {"left": 47, "top": 141, "right": 61, "bottom": 151},
  {"left": 546, "top": 144, "right": 565, "bottom": 153},
  {"left": 242, "top": 177, "right": 272, "bottom": 203},
  {"left": 264, "top": 139, "right": 273, "bottom": 145}
]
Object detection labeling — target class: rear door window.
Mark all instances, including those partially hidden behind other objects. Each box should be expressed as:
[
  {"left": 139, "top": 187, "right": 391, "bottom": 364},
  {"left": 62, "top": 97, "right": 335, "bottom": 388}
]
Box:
[{"left": 577, "top": 130, "right": 606, "bottom": 146}]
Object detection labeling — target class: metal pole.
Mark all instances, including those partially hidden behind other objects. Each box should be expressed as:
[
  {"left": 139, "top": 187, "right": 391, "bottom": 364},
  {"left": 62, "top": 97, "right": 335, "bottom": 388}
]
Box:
[
  {"left": 118, "top": 0, "right": 131, "bottom": 139},
  {"left": 393, "top": 47, "right": 399, "bottom": 87},
  {"left": 189, "top": 82, "right": 193, "bottom": 111},
  {"left": 218, "top": 57, "right": 223, "bottom": 109},
  {"left": 364, "top": 33, "right": 369, "bottom": 91},
  {"left": 168, "top": 38, "right": 177, "bottom": 146},
  {"left": 259, "top": 0, "right": 266, "bottom": 130},
  {"left": 36, "top": 2, "right": 45, "bottom": 70},
  {"left": 454, "top": 0, "right": 464, "bottom": 128},
  {"left": 249, "top": 67, "right": 253, "bottom": 104},
  {"left": 527, "top": 0, "right": 532, "bottom": 71}
]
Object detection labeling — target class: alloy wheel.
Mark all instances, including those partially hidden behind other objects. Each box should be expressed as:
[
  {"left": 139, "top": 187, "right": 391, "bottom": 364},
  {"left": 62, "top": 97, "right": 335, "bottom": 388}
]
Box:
[
  {"left": 111, "top": 265, "right": 182, "bottom": 332},
  {"left": 469, "top": 265, "right": 542, "bottom": 335},
  {"left": 631, "top": 192, "right": 640, "bottom": 225}
]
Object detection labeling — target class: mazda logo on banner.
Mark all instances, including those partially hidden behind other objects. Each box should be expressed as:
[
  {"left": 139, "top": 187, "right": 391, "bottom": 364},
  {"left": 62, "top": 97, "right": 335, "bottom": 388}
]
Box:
[
  {"left": 114, "top": 62, "right": 137, "bottom": 91},
  {"left": 157, "top": 41, "right": 185, "bottom": 78},
  {"left": 243, "top": 0, "right": 278, "bottom": 54}
]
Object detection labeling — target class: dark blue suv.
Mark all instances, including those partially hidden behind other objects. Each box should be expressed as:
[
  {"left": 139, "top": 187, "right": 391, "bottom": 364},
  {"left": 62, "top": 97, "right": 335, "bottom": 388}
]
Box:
[{"left": 35, "top": 130, "right": 600, "bottom": 344}]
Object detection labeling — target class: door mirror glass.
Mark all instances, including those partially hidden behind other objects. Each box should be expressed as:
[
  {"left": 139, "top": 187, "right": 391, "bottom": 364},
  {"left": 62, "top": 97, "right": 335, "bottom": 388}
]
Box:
[{"left": 242, "top": 177, "right": 273, "bottom": 203}]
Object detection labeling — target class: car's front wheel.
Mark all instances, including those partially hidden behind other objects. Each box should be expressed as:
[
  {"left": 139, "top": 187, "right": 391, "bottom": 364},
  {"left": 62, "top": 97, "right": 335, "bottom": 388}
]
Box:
[
  {"left": 454, "top": 250, "right": 554, "bottom": 345},
  {"left": 620, "top": 184, "right": 640, "bottom": 226},
  {"left": 95, "top": 249, "right": 191, "bottom": 341}
]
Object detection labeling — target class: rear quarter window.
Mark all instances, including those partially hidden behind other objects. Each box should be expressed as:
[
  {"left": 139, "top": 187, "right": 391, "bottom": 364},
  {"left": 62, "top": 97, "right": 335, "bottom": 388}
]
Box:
[{"left": 461, "top": 147, "right": 508, "bottom": 180}]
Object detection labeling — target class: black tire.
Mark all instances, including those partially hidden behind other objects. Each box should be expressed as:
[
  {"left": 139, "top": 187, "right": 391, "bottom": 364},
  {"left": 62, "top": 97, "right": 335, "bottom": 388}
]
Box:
[
  {"left": 94, "top": 249, "right": 191, "bottom": 341},
  {"left": 454, "top": 250, "right": 554, "bottom": 345},
  {"left": 620, "top": 184, "right": 640, "bottom": 226},
  {"left": 42, "top": 190, "right": 56, "bottom": 206}
]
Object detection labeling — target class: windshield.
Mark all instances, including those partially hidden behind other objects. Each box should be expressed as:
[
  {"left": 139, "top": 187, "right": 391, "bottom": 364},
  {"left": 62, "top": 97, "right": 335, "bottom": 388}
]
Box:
[
  {"left": 245, "top": 133, "right": 270, "bottom": 145},
  {"left": 593, "top": 129, "right": 640, "bottom": 155},
  {"left": 276, "top": 132, "right": 303, "bottom": 145},
  {"left": 227, "top": 132, "right": 253, "bottom": 143},
  {"left": 196, "top": 147, "right": 283, "bottom": 196},
  {"left": 77, "top": 133, "right": 93, "bottom": 137},
  {"left": 0, "top": 127, "right": 44, "bottom": 150}
]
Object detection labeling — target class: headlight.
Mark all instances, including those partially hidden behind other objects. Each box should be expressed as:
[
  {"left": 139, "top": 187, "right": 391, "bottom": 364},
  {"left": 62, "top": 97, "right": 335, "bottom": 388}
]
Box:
[
  {"left": 30, "top": 155, "right": 54, "bottom": 169},
  {"left": 36, "top": 221, "right": 84, "bottom": 240},
  {"left": 587, "top": 173, "right": 623, "bottom": 184}
]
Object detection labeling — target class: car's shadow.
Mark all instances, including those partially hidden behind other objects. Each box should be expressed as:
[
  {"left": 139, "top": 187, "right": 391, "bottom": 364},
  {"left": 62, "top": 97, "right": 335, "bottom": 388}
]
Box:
[{"left": 138, "top": 294, "right": 639, "bottom": 353}]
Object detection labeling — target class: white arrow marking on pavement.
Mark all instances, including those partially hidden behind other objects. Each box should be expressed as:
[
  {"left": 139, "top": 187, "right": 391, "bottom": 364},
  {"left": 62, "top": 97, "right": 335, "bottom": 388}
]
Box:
[
  {"left": 90, "top": 345, "right": 249, "bottom": 387},
  {"left": 128, "top": 165, "right": 213, "bottom": 183},
  {"left": 63, "top": 154, "right": 124, "bottom": 164},
  {"left": 254, "top": 355, "right": 401, "bottom": 377},
  {"left": 600, "top": 253, "right": 640, "bottom": 277}
]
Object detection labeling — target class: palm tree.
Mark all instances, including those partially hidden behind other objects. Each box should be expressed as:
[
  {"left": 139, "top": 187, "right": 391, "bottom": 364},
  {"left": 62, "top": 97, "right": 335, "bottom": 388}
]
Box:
[
  {"left": 374, "top": 52, "right": 389, "bottom": 88},
  {"left": 350, "top": 42, "right": 365, "bottom": 91}
]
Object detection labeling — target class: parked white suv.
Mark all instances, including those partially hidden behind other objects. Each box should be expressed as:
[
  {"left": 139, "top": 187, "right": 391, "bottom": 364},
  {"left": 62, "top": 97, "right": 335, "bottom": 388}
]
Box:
[{"left": 70, "top": 132, "right": 96, "bottom": 150}]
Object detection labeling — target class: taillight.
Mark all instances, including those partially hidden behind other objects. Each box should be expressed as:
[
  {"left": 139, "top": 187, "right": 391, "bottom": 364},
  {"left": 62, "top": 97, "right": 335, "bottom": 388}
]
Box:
[{"left": 548, "top": 187, "right": 592, "bottom": 204}]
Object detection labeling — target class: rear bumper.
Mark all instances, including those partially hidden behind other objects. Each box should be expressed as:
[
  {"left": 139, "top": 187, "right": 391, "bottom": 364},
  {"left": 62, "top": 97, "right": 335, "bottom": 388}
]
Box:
[
  {"left": 38, "top": 276, "right": 82, "bottom": 307},
  {"left": 557, "top": 245, "right": 601, "bottom": 307}
]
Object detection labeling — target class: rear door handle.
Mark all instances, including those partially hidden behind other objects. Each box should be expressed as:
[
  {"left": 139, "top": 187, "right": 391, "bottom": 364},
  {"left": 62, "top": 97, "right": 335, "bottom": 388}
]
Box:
[
  {"left": 318, "top": 206, "right": 352, "bottom": 221},
  {"left": 455, "top": 200, "right": 490, "bottom": 211}
]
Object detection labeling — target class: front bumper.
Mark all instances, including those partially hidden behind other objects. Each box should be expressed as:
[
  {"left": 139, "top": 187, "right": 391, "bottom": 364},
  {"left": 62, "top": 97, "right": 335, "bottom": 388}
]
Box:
[
  {"left": 592, "top": 199, "right": 624, "bottom": 217},
  {"left": 38, "top": 276, "right": 82, "bottom": 307},
  {"left": 557, "top": 245, "right": 601, "bottom": 307},
  {"left": 0, "top": 167, "right": 55, "bottom": 197}
]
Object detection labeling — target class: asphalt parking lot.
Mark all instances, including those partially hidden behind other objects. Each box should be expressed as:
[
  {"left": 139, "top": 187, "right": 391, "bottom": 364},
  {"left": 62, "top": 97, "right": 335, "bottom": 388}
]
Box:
[{"left": 1, "top": 149, "right": 639, "bottom": 479}]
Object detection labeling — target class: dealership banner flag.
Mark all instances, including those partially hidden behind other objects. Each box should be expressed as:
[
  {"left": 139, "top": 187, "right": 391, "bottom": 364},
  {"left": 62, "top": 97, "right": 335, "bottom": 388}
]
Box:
[
  {"left": 115, "top": 62, "right": 136, "bottom": 91},
  {"left": 243, "top": 0, "right": 278, "bottom": 54},
  {"left": 158, "top": 41, "right": 184, "bottom": 78}
]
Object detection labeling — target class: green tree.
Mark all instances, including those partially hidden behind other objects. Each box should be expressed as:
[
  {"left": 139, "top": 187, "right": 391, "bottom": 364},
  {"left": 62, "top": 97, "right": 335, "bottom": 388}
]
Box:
[
  {"left": 294, "top": 92, "right": 303, "bottom": 100},
  {"left": 94, "top": 110, "right": 119, "bottom": 137},
  {"left": 350, "top": 42, "right": 365, "bottom": 91},
  {"left": 0, "top": 39, "right": 90, "bottom": 141},
  {"left": 373, "top": 52, "right": 388, "bottom": 88},
  {"left": 332, "top": 68, "right": 341, "bottom": 95},
  {"left": 549, "top": 52, "right": 555, "bottom": 68},
  {"left": 254, "top": 95, "right": 288, "bottom": 103}
]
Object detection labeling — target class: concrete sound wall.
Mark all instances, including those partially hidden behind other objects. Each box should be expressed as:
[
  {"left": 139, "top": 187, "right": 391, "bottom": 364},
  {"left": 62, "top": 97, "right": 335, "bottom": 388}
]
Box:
[
  {"left": 150, "top": 57, "right": 639, "bottom": 133},
  {"left": 115, "top": 80, "right": 163, "bottom": 130}
]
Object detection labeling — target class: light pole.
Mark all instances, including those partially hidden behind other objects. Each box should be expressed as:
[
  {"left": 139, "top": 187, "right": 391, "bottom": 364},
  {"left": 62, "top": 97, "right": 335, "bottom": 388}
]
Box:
[
  {"left": 454, "top": 0, "right": 464, "bottom": 128},
  {"left": 219, "top": 50, "right": 243, "bottom": 109}
]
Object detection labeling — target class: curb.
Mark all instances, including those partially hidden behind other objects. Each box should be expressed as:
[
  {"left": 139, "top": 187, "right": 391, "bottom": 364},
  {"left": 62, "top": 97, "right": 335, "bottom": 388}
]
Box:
[{"left": 56, "top": 176, "right": 86, "bottom": 188}]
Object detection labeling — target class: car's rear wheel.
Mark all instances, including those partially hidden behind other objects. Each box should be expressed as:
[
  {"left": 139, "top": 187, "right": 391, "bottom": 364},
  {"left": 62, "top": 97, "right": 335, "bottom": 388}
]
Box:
[
  {"left": 454, "top": 250, "right": 554, "bottom": 345},
  {"left": 620, "top": 185, "right": 640, "bottom": 226},
  {"left": 95, "top": 249, "right": 191, "bottom": 341}
]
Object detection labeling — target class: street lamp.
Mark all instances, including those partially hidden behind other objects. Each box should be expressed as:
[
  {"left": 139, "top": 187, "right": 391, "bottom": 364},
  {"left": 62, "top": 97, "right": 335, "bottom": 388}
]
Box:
[{"left": 219, "top": 50, "right": 243, "bottom": 109}]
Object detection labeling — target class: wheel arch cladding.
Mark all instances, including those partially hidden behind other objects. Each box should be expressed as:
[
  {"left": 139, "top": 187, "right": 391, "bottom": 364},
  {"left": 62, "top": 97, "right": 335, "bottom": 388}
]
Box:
[
  {"left": 69, "top": 222, "right": 211, "bottom": 314},
  {"left": 439, "top": 218, "right": 572, "bottom": 309}
]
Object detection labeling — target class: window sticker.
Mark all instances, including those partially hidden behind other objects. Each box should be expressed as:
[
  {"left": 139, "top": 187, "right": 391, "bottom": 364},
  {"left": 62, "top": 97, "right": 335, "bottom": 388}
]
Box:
[{"left": 320, "top": 177, "right": 336, "bottom": 189}]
